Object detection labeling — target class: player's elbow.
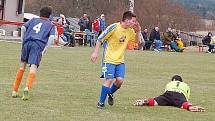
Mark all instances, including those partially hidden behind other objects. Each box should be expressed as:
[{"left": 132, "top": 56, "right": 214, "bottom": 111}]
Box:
[{"left": 21, "top": 26, "right": 26, "bottom": 32}]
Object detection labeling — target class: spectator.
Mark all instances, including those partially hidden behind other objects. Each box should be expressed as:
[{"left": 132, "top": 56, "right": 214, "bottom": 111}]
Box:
[
  {"left": 202, "top": 32, "right": 213, "bottom": 53},
  {"left": 170, "top": 39, "right": 184, "bottom": 52},
  {"left": 84, "top": 16, "right": 92, "bottom": 46},
  {"left": 93, "top": 17, "right": 100, "bottom": 35},
  {"left": 208, "top": 36, "right": 215, "bottom": 53},
  {"left": 142, "top": 28, "right": 150, "bottom": 50},
  {"left": 149, "top": 27, "right": 162, "bottom": 51},
  {"left": 92, "top": 17, "right": 100, "bottom": 46},
  {"left": 163, "top": 27, "right": 175, "bottom": 47},
  {"left": 99, "top": 14, "right": 106, "bottom": 35},
  {"left": 176, "top": 38, "right": 185, "bottom": 49},
  {"left": 64, "top": 23, "right": 75, "bottom": 47},
  {"left": 54, "top": 18, "right": 68, "bottom": 46},
  {"left": 78, "top": 13, "right": 89, "bottom": 31}
]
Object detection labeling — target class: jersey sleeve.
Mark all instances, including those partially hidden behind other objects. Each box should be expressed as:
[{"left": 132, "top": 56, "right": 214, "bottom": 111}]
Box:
[
  {"left": 97, "top": 23, "right": 117, "bottom": 43},
  {"left": 23, "top": 18, "right": 34, "bottom": 29}
]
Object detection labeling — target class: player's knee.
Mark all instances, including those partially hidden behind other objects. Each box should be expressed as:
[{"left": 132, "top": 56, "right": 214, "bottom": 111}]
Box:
[
  {"left": 115, "top": 80, "right": 123, "bottom": 87},
  {"left": 104, "top": 79, "right": 113, "bottom": 87}
]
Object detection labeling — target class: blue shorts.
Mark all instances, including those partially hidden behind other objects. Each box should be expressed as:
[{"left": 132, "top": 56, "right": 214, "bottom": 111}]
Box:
[
  {"left": 100, "top": 63, "right": 125, "bottom": 79},
  {"left": 21, "top": 41, "right": 44, "bottom": 66}
]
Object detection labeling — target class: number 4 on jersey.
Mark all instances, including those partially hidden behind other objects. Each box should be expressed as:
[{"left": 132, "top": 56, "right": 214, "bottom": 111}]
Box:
[{"left": 33, "top": 23, "right": 43, "bottom": 33}]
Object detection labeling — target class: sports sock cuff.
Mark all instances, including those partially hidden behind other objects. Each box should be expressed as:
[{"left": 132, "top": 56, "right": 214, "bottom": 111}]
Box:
[
  {"left": 181, "top": 102, "right": 192, "bottom": 110},
  {"left": 148, "top": 98, "right": 155, "bottom": 106}
]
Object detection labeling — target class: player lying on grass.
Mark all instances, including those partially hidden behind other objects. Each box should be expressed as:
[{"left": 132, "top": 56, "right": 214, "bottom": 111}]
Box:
[
  {"left": 12, "top": 6, "right": 55, "bottom": 100},
  {"left": 133, "top": 75, "right": 205, "bottom": 112}
]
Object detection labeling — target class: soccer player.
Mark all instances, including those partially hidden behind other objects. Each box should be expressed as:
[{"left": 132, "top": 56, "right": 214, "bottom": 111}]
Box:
[
  {"left": 133, "top": 75, "right": 205, "bottom": 112},
  {"left": 12, "top": 6, "right": 55, "bottom": 100},
  {"left": 90, "top": 11, "right": 141, "bottom": 109}
]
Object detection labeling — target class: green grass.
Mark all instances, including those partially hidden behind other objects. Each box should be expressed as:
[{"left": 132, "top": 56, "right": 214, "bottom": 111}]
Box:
[{"left": 0, "top": 41, "right": 215, "bottom": 121}]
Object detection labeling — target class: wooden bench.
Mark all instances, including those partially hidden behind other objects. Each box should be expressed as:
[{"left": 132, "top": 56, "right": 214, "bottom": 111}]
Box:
[
  {"left": 198, "top": 44, "right": 207, "bottom": 52},
  {"left": 73, "top": 32, "right": 86, "bottom": 46}
]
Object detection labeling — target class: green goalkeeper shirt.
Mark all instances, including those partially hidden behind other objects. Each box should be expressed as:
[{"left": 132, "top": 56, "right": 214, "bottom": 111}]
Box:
[{"left": 165, "top": 81, "right": 190, "bottom": 101}]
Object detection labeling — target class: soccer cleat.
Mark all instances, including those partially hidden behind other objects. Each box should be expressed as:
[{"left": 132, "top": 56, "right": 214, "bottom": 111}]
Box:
[
  {"left": 108, "top": 94, "right": 114, "bottom": 106},
  {"left": 133, "top": 99, "right": 149, "bottom": 106},
  {"left": 97, "top": 102, "right": 105, "bottom": 109},
  {"left": 188, "top": 106, "right": 205, "bottom": 112},
  {"left": 22, "top": 87, "right": 29, "bottom": 101},
  {"left": 12, "top": 91, "right": 19, "bottom": 98},
  {"left": 154, "top": 49, "right": 160, "bottom": 52}
]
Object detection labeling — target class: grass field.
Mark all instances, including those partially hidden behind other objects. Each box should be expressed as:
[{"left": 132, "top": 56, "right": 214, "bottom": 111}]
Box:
[{"left": 0, "top": 41, "right": 215, "bottom": 121}]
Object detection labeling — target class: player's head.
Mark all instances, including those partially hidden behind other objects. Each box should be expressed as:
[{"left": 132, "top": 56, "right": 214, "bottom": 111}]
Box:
[
  {"left": 40, "top": 6, "right": 52, "bottom": 18},
  {"left": 171, "top": 75, "right": 183, "bottom": 82},
  {"left": 122, "top": 11, "right": 137, "bottom": 28}
]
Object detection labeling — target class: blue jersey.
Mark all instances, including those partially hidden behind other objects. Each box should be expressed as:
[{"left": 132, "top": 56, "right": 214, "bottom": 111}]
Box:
[{"left": 23, "top": 17, "right": 55, "bottom": 49}]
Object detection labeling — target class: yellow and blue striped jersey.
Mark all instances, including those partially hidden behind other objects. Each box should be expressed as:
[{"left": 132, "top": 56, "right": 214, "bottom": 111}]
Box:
[{"left": 98, "top": 22, "right": 136, "bottom": 64}]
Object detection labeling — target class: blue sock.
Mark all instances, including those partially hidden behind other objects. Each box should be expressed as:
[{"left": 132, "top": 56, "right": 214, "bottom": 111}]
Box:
[
  {"left": 99, "top": 85, "right": 110, "bottom": 104},
  {"left": 110, "top": 83, "right": 119, "bottom": 94}
]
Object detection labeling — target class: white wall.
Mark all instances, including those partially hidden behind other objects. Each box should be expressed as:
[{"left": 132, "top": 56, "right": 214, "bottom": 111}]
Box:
[{"left": 1, "top": 0, "right": 25, "bottom": 36}]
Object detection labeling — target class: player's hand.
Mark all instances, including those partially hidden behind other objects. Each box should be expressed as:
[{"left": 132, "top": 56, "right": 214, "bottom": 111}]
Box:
[
  {"left": 133, "top": 99, "right": 149, "bottom": 106},
  {"left": 90, "top": 52, "right": 98, "bottom": 63},
  {"left": 133, "top": 21, "right": 141, "bottom": 33},
  {"left": 188, "top": 106, "right": 205, "bottom": 112}
]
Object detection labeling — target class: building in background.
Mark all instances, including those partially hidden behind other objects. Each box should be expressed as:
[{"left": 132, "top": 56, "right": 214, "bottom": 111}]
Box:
[{"left": 0, "top": 0, "right": 25, "bottom": 36}]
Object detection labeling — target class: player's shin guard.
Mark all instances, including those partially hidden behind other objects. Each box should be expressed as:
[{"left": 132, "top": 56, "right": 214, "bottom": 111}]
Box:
[
  {"left": 109, "top": 83, "right": 119, "bottom": 94},
  {"left": 181, "top": 102, "right": 192, "bottom": 110},
  {"left": 13, "top": 69, "right": 25, "bottom": 92},
  {"left": 99, "top": 85, "right": 110, "bottom": 104},
  {"left": 26, "top": 73, "right": 36, "bottom": 90}
]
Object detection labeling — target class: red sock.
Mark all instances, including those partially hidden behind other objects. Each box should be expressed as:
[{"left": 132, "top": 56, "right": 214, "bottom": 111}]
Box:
[
  {"left": 181, "top": 102, "right": 192, "bottom": 110},
  {"left": 148, "top": 98, "right": 155, "bottom": 106}
]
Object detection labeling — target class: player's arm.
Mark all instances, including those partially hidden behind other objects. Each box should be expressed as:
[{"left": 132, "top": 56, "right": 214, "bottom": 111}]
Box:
[
  {"left": 42, "top": 25, "right": 56, "bottom": 55},
  {"left": 46, "top": 25, "right": 56, "bottom": 47},
  {"left": 91, "top": 41, "right": 102, "bottom": 63},
  {"left": 21, "top": 19, "right": 33, "bottom": 42},
  {"left": 133, "top": 21, "right": 141, "bottom": 44},
  {"left": 20, "top": 26, "right": 26, "bottom": 42},
  {"left": 90, "top": 24, "right": 116, "bottom": 63}
]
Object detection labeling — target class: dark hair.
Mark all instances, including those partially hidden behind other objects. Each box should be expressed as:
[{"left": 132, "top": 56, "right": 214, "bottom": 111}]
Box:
[
  {"left": 171, "top": 75, "right": 183, "bottom": 82},
  {"left": 40, "top": 6, "right": 52, "bottom": 18},
  {"left": 122, "top": 11, "right": 136, "bottom": 21}
]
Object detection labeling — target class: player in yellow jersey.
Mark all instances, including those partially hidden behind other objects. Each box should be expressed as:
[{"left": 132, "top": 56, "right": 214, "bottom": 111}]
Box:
[
  {"left": 133, "top": 75, "right": 205, "bottom": 112},
  {"left": 91, "top": 11, "right": 141, "bottom": 109}
]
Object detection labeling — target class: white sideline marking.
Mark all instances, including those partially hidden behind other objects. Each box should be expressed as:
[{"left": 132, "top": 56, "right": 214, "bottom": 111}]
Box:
[
  {"left": 0, "top": 40, "right": 22, "bottom": 44},
  {"left": 0, "top": 40, "right": 63, "bottom": 48}
]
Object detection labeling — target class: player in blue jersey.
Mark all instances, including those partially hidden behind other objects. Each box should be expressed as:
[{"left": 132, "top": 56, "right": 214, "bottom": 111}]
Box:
[{"left": 12, "top": 6, "right": 55, "bottom": 100}]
